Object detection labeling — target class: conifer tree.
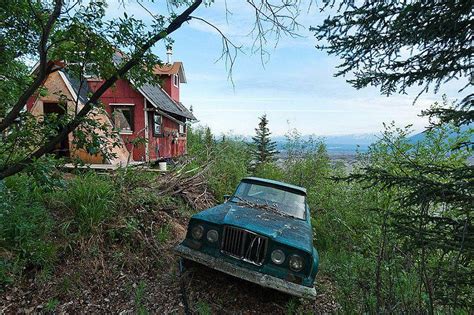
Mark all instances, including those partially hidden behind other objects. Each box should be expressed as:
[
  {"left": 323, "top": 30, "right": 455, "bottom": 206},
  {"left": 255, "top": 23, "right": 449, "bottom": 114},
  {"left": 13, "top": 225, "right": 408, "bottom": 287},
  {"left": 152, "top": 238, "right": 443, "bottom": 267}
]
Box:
[
  {"left": 251, "top": 114, "right": 278, "bottom": 170},
  {"left": 314, "top": 1, "right": 473, "bottom": 310}
]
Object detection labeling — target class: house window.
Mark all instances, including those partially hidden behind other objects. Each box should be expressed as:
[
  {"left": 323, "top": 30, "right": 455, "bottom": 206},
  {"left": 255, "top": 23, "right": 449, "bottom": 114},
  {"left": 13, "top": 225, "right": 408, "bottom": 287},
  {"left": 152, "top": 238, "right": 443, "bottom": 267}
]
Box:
[
  {"left": 112, "top": 105, "right": 134, "bottom": 133},
  {"left": 179, "top": 123, "right": 185, "bottom": 135},
  {"left": 173, "top": 74, "right": 179, "bottom": 87},
  {"left": 153, "top": 113, "right": 162, "bottom": 136}
]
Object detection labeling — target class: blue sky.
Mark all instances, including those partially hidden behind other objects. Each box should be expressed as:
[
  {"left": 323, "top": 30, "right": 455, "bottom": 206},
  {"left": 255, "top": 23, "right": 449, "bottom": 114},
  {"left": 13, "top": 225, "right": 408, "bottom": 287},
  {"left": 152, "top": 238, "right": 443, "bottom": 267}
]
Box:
[{"left": 110, "top": 1, "right": 464, "bottom": 136}]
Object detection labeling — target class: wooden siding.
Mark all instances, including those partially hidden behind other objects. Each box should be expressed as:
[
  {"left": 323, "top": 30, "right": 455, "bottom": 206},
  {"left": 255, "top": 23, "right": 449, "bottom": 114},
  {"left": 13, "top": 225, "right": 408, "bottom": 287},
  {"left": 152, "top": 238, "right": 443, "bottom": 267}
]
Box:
[
  {"left": 88, "top": 79, "right": 147, "bottom": 162},
  {"left": 26, "top": 72, "right": 130, "bottom": 164},
  {"left": 161, "top": 75, "right": 180, "bottom": 102},
  {"left": 88, "top": 78, "right": 187, "bottom": 162},
  {"left": 147, "top": 112, "right": 187, "bottom": 160}
]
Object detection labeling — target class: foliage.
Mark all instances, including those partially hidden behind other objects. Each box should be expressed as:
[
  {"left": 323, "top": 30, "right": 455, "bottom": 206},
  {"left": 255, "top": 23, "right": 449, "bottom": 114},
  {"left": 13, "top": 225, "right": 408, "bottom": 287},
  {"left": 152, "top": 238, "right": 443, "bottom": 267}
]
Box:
[
  {"left": 47, "top": 172, "right": 116, "bottom": 235},
  {"left": 45, "top": 298, "right": 60, "bottom": 312},
  {"left": 195, "top": 300, "right": 212, "bottom": 315},
  {"left": 313, "top": 1, "right": 473, "bottom": 311},
  {"left": 253, "top": 162, "right": 285, "bottom": 182},
  {"left": 187, "top": 125, "right": 251, "bottom": 201},
  {"left": 312, "top": 0, "right": 472, "bottom": 148},
  {"left": 250, "top": 114, "right": 279, "bottom": 170},
  {"left": 0, "top": 175, "right": 55, "bottom": 284},
  {"left": 347, "top": 123, "right": 473, "bottom": 311},
  {"left": 155, "top": 223, "right": 172, "bottom": 244},
  {"left": 134, "top": 280, "right": 148, "bottom": 315}
]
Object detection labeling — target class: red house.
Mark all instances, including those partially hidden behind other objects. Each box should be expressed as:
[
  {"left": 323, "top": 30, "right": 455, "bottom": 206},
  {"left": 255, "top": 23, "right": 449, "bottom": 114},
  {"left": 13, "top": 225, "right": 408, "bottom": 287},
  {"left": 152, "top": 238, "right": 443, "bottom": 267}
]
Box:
[{"left": 26, "top": 52, "right": 195, "bottom": 165}]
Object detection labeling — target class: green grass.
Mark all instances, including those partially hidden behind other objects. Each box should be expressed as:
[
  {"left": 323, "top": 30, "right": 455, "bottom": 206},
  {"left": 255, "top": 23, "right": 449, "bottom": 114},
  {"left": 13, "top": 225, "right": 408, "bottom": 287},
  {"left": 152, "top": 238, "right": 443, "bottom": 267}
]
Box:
[
  {"left": 134, "top": 280, "right": 148, "bottom": 315},
  {"left": 155, "top": 223, "right": 172, "bottom": 244},
  {"left": 195, "top": 300, "right": 212, "bottom": 315},
  {"left": 50, "top": 172, "right": 116, "bottom": 235},
  {"left": 0, "top": 175, "right": 55, "bottom": 284},
  {"left": 45, "top": 298, "right": 60, "bottom": 312}
]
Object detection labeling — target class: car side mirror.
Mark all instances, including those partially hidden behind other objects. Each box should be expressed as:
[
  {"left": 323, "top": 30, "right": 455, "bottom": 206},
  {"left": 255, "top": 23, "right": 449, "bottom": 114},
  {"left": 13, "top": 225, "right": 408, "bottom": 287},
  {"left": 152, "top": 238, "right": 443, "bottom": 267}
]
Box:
[{"left": 223, "top": 194, "right": 231, "bottom": 202}]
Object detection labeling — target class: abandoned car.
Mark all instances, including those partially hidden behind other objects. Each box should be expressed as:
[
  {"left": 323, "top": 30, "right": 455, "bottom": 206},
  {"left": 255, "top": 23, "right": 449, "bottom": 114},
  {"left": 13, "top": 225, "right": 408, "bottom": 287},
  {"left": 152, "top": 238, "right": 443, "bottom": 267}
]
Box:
[{"left": 175, "top": 177, "right": 319, "bottom": 298}]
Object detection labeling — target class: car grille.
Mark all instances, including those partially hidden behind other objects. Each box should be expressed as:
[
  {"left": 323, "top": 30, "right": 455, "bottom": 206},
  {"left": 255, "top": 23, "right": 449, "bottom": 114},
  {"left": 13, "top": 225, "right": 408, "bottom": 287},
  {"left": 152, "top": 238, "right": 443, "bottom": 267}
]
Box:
[{"left": 220, "top": 226, "right": 267, "bottom": 266}]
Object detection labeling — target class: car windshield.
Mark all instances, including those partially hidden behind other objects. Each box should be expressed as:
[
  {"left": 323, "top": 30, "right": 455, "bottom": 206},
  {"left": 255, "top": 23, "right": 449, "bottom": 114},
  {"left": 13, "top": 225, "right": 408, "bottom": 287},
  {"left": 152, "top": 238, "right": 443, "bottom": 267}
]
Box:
[{"left": 231, "top": 181, "right": 306, "bottom": 220}]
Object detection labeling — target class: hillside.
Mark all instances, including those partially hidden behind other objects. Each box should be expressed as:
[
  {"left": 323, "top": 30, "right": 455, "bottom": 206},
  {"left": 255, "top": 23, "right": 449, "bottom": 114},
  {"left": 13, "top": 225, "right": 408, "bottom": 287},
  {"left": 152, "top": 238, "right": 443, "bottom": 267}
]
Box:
[
  {"left": 0, "top": 169, "right": 338, "bottom": 314},
  {"left": 2, "top": 124, "right": 472, "bottom": 313}
]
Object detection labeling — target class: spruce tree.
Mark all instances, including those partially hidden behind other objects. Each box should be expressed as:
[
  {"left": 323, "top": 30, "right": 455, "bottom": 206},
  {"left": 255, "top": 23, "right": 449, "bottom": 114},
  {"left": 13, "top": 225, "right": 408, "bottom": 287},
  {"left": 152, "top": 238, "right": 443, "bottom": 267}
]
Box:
[
  {"left": 251, "top": 114, "right": 278, "bottom": 170},
  {"left": 314, "top": 1, "right": 473, "bottom": 310}
]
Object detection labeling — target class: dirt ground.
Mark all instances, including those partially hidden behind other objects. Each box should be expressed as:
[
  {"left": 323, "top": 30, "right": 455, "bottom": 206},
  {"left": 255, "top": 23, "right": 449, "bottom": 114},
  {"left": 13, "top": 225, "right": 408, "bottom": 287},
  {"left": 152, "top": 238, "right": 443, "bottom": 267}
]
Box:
[{"left": 1, "top": 206, "right": 339, "bottom": 314}]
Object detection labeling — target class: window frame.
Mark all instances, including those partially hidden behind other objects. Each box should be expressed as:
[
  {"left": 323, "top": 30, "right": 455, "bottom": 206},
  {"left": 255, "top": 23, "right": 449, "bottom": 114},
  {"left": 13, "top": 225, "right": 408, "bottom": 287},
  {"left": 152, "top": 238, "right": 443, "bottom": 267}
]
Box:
[
  {"left": 110, "top": 103, "right": 135, "bottom": 134},
  {"left": 178, "top": 123, "right": 185, "bottom": 135},
  {"left": 153, "top": 113, "right": 162, "bottom": 136},
  {"left": 173, "top": 74, "right": 179, "bottom": 87}
]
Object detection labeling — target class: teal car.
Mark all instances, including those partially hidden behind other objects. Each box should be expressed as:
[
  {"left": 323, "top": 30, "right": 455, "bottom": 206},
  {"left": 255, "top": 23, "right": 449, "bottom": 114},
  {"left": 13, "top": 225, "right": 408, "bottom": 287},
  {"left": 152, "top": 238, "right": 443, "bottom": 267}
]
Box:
[{"left": 175, "top": 177, "right": 319, "bottom": 298}]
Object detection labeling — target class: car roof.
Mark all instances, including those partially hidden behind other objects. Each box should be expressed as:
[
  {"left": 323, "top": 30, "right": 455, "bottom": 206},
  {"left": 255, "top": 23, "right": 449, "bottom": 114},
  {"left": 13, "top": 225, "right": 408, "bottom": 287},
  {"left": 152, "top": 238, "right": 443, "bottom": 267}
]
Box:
[{"left": 241, "top": 177, "right": 307, "bottom": 195}]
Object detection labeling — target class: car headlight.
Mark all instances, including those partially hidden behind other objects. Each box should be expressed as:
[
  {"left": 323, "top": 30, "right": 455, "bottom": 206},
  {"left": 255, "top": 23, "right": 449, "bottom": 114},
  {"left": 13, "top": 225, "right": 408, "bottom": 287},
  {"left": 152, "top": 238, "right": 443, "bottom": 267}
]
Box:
[
  {"left": 206, "top": 229, "right": 219, "bottom": 243},
  {"left": 289, "top": 254, "right": 304, "bottom": 271},
  {"left": 191, "top": 225, "right": 204, "bottom": 240},
  {"left": 271, "top": 249, "right": 285, "bottom": 265}
]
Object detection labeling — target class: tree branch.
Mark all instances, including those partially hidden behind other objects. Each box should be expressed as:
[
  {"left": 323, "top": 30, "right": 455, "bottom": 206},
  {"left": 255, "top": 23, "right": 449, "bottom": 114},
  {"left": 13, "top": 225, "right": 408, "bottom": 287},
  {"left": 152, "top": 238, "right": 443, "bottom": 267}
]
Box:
[
  {"left": 0, "top": 0, "right": 63, "bottom": 132},
  {"left": 189, "top": 16, "right": 242, "bottom": 82}
]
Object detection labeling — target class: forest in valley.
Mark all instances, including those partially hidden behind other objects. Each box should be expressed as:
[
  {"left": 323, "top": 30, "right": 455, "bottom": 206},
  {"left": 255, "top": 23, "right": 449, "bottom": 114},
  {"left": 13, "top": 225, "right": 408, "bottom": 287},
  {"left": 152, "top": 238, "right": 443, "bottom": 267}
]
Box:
[{"left": 1, "top": 0, "right": 472, "bottom": 313}]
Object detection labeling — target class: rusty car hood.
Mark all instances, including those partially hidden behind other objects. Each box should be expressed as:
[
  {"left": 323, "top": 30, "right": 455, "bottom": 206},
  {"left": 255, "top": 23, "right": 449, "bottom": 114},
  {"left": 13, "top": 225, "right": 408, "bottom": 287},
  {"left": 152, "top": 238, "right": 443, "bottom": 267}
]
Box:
[{"left": 192, "top": 203, "right": 313, "bottom": 253}]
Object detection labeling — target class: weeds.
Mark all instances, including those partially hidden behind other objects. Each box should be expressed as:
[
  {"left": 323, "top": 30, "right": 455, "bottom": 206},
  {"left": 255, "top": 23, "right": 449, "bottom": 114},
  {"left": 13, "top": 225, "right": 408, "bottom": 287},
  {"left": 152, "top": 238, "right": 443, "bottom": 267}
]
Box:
[
  {"left": 155, "top": 223, "right": 171, "bottom": 244},
  {"left": 285, "top": 298, "right": 298, "bottom": 315},
  {"left": 0, "top": 175, "right": 55, "bottom": 284},
  {"left": 51, "top": 172, "right": 116, "bottom": 235},
  {"left": 45, "top": 298, "right": 60, "bottom": 312},
  {"left": 195, "top": 300, "right": 212, "bottom": 315},
  {"left": 134, "top": 280, "right": 148, "bottom": 315},
  {"left": 58, "top": 272, "right": 81, "bottom": 297}
]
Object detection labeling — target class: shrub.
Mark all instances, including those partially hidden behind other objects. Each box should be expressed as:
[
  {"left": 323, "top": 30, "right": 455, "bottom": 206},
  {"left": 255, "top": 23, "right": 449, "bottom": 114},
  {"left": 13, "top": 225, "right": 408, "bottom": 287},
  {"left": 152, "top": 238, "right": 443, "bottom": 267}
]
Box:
[
  {"left": 253, "top": 162, "right": 285, "bottom": 181},
  {"left": 207, "top": 137, "right": 251, "bottom": 201},
  {"left": 0, "top": 175, "right": 55, "bottom": 284}
]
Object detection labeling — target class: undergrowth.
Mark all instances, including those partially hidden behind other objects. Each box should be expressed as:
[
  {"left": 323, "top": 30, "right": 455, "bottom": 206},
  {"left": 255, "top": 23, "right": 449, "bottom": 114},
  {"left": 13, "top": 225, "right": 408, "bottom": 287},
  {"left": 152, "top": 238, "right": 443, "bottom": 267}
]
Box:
[{"left": 0, "top": 169, "right": 191, "bottom": 290}]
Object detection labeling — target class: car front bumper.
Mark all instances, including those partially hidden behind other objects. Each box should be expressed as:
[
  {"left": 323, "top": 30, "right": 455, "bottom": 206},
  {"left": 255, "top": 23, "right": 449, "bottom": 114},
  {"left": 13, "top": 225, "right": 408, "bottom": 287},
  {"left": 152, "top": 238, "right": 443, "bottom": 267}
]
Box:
[{"left": 175, "top": 244, "right": 316, "bottom": 299}]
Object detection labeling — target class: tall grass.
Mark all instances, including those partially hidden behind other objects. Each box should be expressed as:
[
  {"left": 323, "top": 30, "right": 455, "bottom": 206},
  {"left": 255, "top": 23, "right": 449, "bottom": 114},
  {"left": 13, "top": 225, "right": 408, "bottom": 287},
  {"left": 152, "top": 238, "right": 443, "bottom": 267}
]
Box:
[{"left": 49, "top": 172, "right": 117, "bottom": 235}]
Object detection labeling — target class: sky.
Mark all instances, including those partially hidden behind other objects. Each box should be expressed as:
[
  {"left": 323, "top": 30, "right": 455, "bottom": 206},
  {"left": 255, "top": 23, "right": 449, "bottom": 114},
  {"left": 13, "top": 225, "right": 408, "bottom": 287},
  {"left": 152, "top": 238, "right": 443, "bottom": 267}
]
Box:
[{"left": 109, "top": 1, "right": 465, "bottom": 137}]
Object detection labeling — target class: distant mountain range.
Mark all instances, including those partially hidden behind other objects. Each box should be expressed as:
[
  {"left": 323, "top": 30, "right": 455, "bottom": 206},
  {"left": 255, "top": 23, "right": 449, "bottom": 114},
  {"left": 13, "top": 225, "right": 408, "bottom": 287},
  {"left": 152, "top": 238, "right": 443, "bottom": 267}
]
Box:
[
  {"left": 408, "top": 123, "right": 473, "bottom": 144},
  {"left": 269, "top": 124, "right": 472, "bottom": 156},
  {"left": 271, "top": 134, "right": 378, "bottom": 155}
]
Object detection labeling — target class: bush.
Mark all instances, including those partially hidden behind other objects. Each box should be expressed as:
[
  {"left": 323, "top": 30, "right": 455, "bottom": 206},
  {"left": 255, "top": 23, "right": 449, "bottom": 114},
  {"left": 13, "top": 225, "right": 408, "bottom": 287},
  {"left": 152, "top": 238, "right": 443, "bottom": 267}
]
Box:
[
  {"left": 0, "top": 175, "right": 55, "bottom": 284},
  {"left": 253, "top": 162, "right": 285, "bottom": 181},
  {"left": 207, "top": 138, "right": 251, "bottom": 201},
  {"left": 188, "top": 126, "right": 251, "bottom": 201}
]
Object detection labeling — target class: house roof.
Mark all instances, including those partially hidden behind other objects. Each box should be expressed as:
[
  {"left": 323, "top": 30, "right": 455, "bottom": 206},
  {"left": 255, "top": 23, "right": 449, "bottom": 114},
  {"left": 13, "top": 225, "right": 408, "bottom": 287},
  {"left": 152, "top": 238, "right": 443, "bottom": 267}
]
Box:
[
  {"left": 112, "top": 52, "right": 194, "bottom": 120},
  {"left": 30, "top": 61, "right": 91, "bottom": 105},
  {"left": 62, "top": 70, "right": 91, "bottom": 105},
  {"left": 139, "top": 83, "right": 195, "bottom": 120},
  {"left": 153, "top": 62, "right": 187, "bottom": 83}
]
